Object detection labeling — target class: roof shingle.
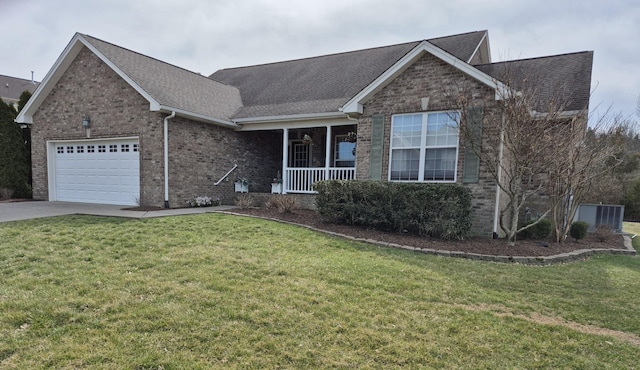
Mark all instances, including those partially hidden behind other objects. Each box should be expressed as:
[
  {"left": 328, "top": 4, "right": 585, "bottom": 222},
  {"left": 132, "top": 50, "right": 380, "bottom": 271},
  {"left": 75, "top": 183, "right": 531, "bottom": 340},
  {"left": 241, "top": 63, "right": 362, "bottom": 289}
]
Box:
[
  {"left": 211, "top": 31, "right": 489, "bottom": 118},
  {"left": 476, "top": 51, "right": 594, "bottom": 112},
  {"left": 82, "top": 34, "right": 242, "bottom": 121},
  {"left": 0, "top": 74, "right": 39, "bottom": 103}
]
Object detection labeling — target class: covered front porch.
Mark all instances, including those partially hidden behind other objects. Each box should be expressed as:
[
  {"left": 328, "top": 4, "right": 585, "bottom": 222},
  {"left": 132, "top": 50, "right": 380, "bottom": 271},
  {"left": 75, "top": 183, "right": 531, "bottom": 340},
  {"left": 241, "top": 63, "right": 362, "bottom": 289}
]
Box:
[{"left": 279, "top": 124, "right": 357, "bottom": 194}]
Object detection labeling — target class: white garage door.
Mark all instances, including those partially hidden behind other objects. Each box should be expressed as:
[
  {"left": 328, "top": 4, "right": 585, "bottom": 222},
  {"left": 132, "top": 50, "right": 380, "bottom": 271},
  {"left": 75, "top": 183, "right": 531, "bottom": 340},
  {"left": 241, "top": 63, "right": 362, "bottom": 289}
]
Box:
[{"left": 52, "top": 138, "right": 140, "bottom": 205}]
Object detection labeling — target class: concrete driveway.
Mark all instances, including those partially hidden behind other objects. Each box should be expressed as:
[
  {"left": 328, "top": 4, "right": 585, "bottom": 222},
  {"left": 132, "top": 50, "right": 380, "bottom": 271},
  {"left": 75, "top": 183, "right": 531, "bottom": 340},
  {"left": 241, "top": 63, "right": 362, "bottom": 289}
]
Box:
[{"left": 0, "top": 201, "right": 235, "bottom": 223}]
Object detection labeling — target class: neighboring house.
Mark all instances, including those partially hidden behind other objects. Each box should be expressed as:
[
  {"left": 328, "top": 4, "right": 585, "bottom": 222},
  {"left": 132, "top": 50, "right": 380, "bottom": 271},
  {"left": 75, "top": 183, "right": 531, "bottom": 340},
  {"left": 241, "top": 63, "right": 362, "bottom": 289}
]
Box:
[
  {"left": 1, "top": 74, "right": 40, "bottom": 109},
  {"left": 16, "top": 30, "right": 593, "bottom": 236}
]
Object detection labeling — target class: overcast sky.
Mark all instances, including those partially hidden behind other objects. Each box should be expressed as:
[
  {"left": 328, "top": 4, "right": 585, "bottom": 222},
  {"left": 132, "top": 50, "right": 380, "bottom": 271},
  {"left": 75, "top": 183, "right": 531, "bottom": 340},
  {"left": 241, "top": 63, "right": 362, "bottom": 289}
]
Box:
[{"left": 1, "top": 0, "right": 638, "bottom": 122}]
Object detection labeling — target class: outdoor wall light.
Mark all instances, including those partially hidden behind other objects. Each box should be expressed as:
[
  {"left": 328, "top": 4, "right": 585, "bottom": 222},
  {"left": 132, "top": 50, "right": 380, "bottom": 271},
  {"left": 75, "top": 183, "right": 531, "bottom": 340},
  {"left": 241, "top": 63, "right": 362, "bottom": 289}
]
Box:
[{"left": 82, "top": 115, "right": 90, "bottom": 128}]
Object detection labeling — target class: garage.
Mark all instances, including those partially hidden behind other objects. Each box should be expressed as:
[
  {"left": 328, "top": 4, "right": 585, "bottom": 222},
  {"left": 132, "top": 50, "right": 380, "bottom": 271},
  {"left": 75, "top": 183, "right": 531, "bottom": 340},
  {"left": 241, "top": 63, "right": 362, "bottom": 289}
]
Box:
[{"left": 49, "top": 138, "right": 140, "bottom": 206}]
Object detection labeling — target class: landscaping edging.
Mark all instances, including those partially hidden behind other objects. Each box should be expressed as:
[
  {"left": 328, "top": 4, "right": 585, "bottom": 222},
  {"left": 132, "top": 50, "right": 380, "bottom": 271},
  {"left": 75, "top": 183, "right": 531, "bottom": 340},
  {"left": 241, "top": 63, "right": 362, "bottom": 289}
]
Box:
[{"left": 219, "top": 211, "right": 638, "bottom": 265}]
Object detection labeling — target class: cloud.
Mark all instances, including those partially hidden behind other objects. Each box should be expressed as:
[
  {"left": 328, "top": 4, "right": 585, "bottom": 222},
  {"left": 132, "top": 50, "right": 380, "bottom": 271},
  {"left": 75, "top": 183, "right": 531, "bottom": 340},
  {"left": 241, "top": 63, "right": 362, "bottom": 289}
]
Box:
[{"left": 1, "top": 0, "right": 638, "bottom": 121}]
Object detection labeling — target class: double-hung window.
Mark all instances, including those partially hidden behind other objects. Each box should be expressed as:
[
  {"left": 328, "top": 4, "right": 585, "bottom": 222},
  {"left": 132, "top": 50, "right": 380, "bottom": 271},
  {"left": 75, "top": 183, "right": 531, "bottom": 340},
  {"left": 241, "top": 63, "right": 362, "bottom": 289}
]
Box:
[{"left": 389, "top": 111, "right": 459, "bottom": 182}]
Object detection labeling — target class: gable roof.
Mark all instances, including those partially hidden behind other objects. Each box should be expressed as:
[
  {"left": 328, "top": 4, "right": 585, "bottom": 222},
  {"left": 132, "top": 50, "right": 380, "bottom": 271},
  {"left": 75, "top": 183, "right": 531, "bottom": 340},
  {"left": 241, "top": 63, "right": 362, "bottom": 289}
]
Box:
[
  {"left": 476, "top": 51, "right": 594, "bottom": 113},
  {"left": 17, "top": 33, "right": 242, "bottom": 126},
  {"left": 211, "top": 30, "right": 489, "bottom": 119},
  {"left": 1, "top": 74, "right": 39, "bottom": 104},
  {"left": 17, "top": 30, "right": 592, "bottom": 126}
]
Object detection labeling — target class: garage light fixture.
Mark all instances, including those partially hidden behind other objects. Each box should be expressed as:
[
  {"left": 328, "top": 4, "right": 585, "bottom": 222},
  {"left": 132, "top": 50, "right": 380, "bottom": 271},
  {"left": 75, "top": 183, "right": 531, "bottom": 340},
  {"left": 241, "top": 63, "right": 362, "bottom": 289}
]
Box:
[{"left": 82, "top": 115, "right": 90, "bottom": 128}]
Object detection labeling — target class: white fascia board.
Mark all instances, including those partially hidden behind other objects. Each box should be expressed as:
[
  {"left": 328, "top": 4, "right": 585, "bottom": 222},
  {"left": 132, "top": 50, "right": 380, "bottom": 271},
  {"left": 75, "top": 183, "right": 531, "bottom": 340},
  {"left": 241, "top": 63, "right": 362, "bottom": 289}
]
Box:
[
  {"left": 530, "top": 110, "right": 586, "bottom": 119},
  {"left": 468, "top": 32, "right": 490, "bottom": 64},
  {"left": 78, "top": 35, "right": 161, "bottom": 111},
  {"left": 341, "top": 40, "right": 509, "bottom": 114},
  {"left": 15, "top": 33, "right": 162, "bottom": 124},
  {"left": 16, "top": 34, "right": 85, "bottom": 124},
  {"left": 235, "top": 114, "right": 353, "bottom": 131},
  {"left": 233, "top": 111, "right": 347, "bottom": 129},
  {"left": 158, "top": 106, "right": 239, "bottom": 129}
]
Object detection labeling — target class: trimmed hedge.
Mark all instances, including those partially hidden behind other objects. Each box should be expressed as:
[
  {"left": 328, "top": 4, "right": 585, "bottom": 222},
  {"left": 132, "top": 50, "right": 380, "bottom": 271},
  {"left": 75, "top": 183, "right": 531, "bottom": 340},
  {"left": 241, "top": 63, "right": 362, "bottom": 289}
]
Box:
[{"left": 314, "top": 180, "right": 472, "bottom": 240}]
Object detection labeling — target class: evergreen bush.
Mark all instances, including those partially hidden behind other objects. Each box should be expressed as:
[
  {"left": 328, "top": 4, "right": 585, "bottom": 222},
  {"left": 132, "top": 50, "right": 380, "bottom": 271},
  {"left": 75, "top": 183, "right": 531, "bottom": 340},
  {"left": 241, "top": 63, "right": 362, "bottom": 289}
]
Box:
[
  {"left": 518, "top": 218, "right": 552, "bottom": 239},
  {"left": 569, "top": 221, "right": 589, "bottom": 241},
  {"left": 314, "top": 180, "right": 472, "bottom": 240},
  {"left": 0, "top": 100, "right": 31, "bottom": 198}
]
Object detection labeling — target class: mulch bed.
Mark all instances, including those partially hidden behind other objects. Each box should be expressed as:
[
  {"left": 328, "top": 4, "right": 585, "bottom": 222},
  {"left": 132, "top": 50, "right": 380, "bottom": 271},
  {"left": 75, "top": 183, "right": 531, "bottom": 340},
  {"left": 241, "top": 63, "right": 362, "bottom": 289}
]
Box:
[{"left": 229, "top": 208, "right": 629, "bottom": 258}]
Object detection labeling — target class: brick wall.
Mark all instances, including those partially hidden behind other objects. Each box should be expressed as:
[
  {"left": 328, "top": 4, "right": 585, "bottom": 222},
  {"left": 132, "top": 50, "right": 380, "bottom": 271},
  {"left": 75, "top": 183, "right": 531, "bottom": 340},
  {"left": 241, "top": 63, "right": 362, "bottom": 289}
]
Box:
[
  {"left": 356, "top": 52, "right": 499, "bottom": 237},
  {"left": 31, "top": 47, "right": 160, "bottom": 203},
  {"left": 167, "top": 117, "right": 281, "bottom": 207},
  {"left": 31, "top": 46, "right": 282, "bottom": 208}
]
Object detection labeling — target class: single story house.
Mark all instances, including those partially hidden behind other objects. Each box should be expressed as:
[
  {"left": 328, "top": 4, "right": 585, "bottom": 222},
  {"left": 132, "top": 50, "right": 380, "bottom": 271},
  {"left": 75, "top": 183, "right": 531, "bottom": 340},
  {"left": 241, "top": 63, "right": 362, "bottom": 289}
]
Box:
[{"left": 16, "top": 30, "right": 593, "bottom": 236}]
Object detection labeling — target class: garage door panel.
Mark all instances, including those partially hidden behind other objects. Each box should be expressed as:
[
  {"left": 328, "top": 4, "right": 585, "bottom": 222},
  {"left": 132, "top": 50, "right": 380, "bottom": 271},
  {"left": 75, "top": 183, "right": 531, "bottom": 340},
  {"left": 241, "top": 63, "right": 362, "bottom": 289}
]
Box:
[{"left": 53, "top": 139, "right": 140, "bottom": 206}]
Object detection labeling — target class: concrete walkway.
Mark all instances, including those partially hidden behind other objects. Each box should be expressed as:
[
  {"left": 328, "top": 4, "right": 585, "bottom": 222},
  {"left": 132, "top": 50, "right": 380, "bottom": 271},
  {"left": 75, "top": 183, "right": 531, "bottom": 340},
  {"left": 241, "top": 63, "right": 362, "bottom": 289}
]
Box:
[{"left": 0, "top": 201, "right": 236, "bottom": 223}]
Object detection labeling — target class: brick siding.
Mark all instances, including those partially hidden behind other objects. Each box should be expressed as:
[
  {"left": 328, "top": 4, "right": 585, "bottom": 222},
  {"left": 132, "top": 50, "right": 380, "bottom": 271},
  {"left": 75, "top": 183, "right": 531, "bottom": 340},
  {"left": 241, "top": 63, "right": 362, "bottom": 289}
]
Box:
[
  {"left": 355, "top": 52, "right": 500, "bottom": 237},
  {"left": 31, "top": 46, "right": 281, "bottom": 208}
]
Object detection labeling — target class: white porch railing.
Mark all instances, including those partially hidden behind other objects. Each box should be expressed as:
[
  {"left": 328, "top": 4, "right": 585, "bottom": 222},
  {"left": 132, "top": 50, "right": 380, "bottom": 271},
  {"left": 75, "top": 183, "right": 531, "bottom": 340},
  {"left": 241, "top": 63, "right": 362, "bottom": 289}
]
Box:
[{"left": 285, "top": 167, "right": 356, "bottom": 193}]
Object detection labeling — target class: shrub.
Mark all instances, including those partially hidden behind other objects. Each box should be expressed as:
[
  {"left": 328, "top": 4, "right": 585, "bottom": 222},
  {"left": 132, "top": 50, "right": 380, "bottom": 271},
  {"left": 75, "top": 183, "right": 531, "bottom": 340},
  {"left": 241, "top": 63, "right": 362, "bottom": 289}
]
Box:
[
  {"left": 265, "top": 195, "right": 299, "bottom": 213},
  {"left": 187, "top": 195, "right": 220, "bottom": 207},
  {"left": 235, "top": 194, "right": 254, "bottom": 209},
  {"left": 314, "top": 180, "right": 472, "bottom": 240},
  {"left": 569, "top": 221, "right": 589, "bottom": 241},
  {"left": 0, "top": 101, "right": 31, "bottom": 199},
  {"left": 518, "top": 218, "right": 552, "bottom": 240},
  {"left": 0, "top": 188, "right": 14, "bottom": 200},
  {"left": 594, "top": 224, "right": 615, "bottom": 242}
]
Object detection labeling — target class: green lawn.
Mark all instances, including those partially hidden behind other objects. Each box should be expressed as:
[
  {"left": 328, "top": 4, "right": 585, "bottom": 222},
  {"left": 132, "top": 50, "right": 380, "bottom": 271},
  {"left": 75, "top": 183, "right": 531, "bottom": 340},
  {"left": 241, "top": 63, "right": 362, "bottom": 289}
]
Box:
[
  {"left": 1, "top": 214, "right": 639, "bottom": 369},
  {"left": 624, "top": 221, "right": 640, "bottom": 251}
]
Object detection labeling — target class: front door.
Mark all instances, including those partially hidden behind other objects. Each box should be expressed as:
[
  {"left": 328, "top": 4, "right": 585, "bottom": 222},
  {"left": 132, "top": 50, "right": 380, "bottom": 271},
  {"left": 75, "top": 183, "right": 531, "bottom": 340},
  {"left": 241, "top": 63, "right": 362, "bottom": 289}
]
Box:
[{"left": 289, "top": 141, "right": 311, "bottom": 167}]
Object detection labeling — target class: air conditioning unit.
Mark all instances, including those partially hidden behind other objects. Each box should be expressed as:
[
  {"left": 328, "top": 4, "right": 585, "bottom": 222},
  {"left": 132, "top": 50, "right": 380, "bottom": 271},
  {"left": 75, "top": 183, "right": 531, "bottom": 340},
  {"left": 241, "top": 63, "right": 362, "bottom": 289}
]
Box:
[{"left": 574, "top": 204, "right": 624, "bottom": 232}]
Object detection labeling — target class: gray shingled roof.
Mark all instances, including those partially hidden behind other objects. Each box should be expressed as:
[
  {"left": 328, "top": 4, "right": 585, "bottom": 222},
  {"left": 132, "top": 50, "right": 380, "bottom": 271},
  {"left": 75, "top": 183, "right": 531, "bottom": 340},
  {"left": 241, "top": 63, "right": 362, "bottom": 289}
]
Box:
[
  {"left": 78, "top": 30, "right": 590, "bottom": 122},
  {"left": 0, "top": 74, "right": 39, "bottom": 103},
  {"left": 428, "top": 31, "right": 486, "bottom": 63},
  {"left": 81, "top": 34, "right": 242, "bottom": 121},
  {"left": 476, "top": 51, "right": 594, "bottom": 112},
  {"left": 210, "top": 31, "right": 488, "bottom": 118}
]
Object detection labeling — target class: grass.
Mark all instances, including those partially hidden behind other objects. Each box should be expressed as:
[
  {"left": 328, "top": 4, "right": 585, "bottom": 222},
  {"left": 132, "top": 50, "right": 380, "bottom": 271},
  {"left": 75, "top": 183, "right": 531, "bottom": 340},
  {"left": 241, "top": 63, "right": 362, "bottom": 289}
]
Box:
[
  {"left": 624, "top": 221, "right": 640, "bottom": 251},
  {"left": 0, "top": 214, "right": 639, "bottom": 368}
]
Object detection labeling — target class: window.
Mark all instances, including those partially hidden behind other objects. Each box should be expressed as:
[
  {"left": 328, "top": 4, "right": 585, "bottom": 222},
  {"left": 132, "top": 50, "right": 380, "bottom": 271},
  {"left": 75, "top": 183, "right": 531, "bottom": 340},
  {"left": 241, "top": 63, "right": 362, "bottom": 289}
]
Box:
[
  {"left": 334, "top": 135, "right": 356, "bottom": 167},
  {"left": 87, "top": 145, "right": 95, "bottom": 153},
  {"left": 389, "top": 111, "right": 459, "bottom": 182},
  {"left": 66, "top": 146, "right": 74, "bottom": 154},
  {"left": 98, "top": 145, "right": 106, "bottom": 153},
  {"left": 77, "top": 146, "right": 84, "bottom": 153},
  {"left": 109, "top": 144, "right": 118, "bottom": 153}
]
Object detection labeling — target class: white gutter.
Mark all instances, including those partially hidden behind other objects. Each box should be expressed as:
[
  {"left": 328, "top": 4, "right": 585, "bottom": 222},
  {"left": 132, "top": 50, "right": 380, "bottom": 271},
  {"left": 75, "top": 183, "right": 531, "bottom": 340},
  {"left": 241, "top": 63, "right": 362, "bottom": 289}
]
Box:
[
  {"left": 232, "top": 111, "right": 346, "bottom": 124},
  {"left": 158, "top": 106, "right": 239, "bottom": 128},
  {"left": 163, "top": 111, "right": 176, "bottom": 208}
]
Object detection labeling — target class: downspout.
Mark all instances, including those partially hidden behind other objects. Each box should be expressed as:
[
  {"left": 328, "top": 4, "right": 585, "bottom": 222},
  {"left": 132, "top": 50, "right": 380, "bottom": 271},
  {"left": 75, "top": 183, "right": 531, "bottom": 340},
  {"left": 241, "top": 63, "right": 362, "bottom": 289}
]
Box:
[
  {"left": 492, "top": 115, "right": 505, "bottom": 238},
  {"left": 163, "top": 111, "right": 176, "bottom": 208}
]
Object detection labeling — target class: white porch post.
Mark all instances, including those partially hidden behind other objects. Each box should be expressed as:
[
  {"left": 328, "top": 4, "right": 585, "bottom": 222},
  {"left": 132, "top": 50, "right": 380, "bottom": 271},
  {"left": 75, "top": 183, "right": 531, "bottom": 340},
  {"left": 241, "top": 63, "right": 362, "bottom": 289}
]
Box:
[
  {"left": 282, "top": 128, "right": 289, "bottom": 194},
  {"left": 324, "top": 125, "right": 332, "bottom": 181}
]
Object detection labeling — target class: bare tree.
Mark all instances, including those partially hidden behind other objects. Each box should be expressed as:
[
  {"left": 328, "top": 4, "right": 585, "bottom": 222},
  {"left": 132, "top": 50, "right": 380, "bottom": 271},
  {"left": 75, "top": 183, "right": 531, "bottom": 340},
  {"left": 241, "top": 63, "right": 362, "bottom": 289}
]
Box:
[
  {"left": 547, "top": 111, "right": 625, "bottom": 242},
  {"left": 450, "top": 67, "right": 622, "bottom": 245}
]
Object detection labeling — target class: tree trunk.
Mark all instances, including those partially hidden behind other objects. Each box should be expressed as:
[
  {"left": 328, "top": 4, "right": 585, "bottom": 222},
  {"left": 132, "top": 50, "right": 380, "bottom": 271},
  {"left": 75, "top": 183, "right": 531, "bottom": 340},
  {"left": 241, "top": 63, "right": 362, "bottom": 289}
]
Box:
[{"left": 507, "top": 200, "right": 519, "bottom": 246}]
